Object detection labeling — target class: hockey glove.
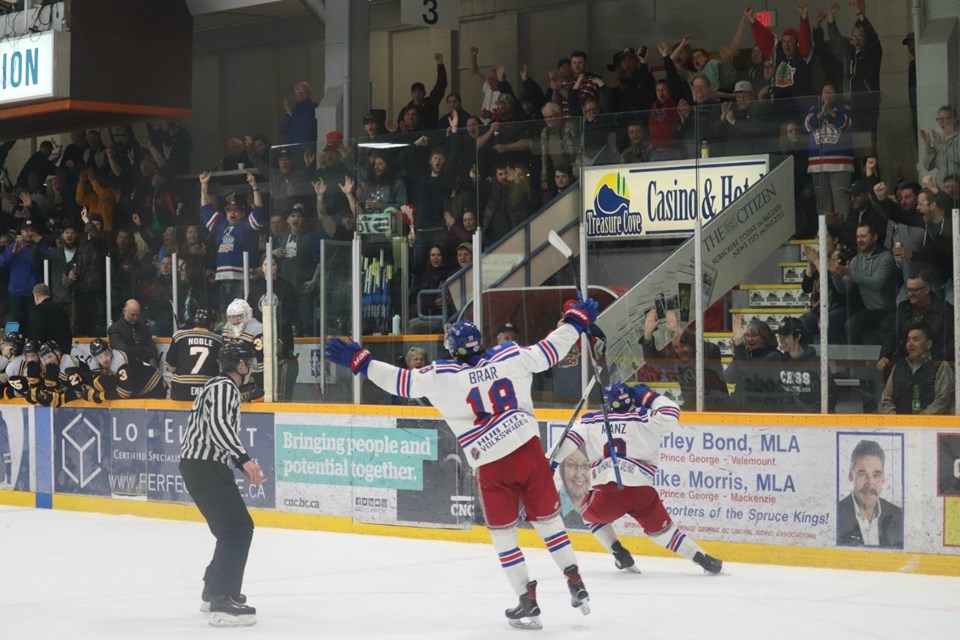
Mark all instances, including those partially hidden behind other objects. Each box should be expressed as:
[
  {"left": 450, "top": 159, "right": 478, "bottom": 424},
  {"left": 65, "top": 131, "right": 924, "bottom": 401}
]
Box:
[
  {"left": 630, "top": 383, "right": 658, "bottom": 409},
  {"left": 325, "top": 338, "right": 373, "bottom": 376},
  {"left": 562, "top": 298, "right": 599, "bottom": 334}
]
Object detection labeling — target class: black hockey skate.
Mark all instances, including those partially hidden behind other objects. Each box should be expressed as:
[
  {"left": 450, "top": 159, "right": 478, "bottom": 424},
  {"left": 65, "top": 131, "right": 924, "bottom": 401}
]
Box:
[
  {"left": 208, "top": 595, "right": 257, "bottom": 627},
  {"left": 693, "top": 551, "right": 723, "bottom": 575},
  {"left": 200, "top": 588, "right": 247, "bottom": 613},
  {"left": 563, "top": 565, "right": 590, "bottom": 615},
  {"left": 505, "top": 580, "right": 542, "bottom": 630},
  {"left": 611, "top": 541, "right": 641, "bottom": 573}
]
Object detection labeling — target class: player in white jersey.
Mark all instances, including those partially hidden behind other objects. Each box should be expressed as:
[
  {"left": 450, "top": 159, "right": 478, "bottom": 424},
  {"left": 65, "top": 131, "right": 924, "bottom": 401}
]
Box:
[
  {"left": 221, "top": 299, "right": 264, "bottom": 400},
  {"left": 551, "top": 382, "right": 723, "bottom": 574},
  {"left": 326, "top": 299, "right": 600, "bottom": 630}
]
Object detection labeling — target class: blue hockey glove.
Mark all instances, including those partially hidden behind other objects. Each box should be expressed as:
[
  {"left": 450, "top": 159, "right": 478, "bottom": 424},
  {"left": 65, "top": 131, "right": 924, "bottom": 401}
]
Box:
[
  {"left": 563, "top": 298, "right": 599, "bottom": 334},
  {"left": 630, "top": 383, "right": 658, "bottom": 408},
  {"left": 325, "top": 338, "right": 372, "bottom": 376}
]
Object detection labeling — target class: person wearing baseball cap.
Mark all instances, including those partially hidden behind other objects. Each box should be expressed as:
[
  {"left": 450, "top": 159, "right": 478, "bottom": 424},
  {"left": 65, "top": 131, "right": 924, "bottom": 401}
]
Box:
[
  {"left": 496, "top": 322, "right": 520, "bottom": 345},
  {"left": 774, "top": 316, "right": 831, "bottom": 412}
]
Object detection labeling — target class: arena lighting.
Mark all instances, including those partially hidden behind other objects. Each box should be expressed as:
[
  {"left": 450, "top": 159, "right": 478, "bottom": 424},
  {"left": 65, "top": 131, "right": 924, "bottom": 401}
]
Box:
[{"left": 356, "top": 141, "right": 411, "bottom": 149}]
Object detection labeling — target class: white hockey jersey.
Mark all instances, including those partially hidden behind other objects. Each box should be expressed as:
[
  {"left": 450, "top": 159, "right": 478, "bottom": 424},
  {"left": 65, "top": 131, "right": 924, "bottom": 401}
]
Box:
[
  {"left": 367, "top": 323, "right": 582, "bottom": 468},
  {"left": 554, "top": 395, "right": 681, "bottom": 488}
]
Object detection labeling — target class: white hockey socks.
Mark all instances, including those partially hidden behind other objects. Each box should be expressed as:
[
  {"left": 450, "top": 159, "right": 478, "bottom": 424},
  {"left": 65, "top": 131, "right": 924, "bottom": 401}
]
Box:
[
  {"left": 650, "top": 523, "right": 705, "bottom": 561},
  {"left": 587, "top": 522, "right": 619, "bottom": 552},
  {"left": 489, "top": 526, "right": 531, "bottom": 596},
  {"left": 531, "top": 514, "right": 577, "bottom": 572}
]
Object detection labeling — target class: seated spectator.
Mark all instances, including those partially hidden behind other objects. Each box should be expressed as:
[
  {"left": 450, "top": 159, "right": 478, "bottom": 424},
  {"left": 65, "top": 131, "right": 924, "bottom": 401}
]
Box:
[
  {"left": 219, "top": 137, "right": 251, "bottom": 172},
  {"left": 620, "top": 122, "right": 658, "bottom": 163},
  {"left": 177, "top": 223, "right": 211, "bottom": 271},
  {"left": 725, "top": 316, "right": 782, "bottom": 411},
  {"left": 877, "top": 272, "right": 954, "bottom": 372},
  {"left": 411, "top": 244, "right": 449, "bottom": 326},
  {"left": 541, "top": 163, "right": 577, "bottom": 208},
  {"left": 496, "top": 322, "right": 521, "bottom": 345},
  {"left": 830, "top": 222, "right": 898, "bottom": 345},
  {"left": 243, "top": 133, "right": 272, "bottom": 176},
  {"left": 444, "top": 209, "right": 477, "bottom": 265},
  {"left": 721, "top": 81, "right": 772, "bottom": 156},
  {"left": 676, "top": 73, "right": 726, "bottom": 155},
  {"left": 880, "top": 323, "right": 954, "bottom": 415},
  {"left": 405, "top": 346, "right": 429, "bottom": 369},
  {"left": 805, "top": 84, "right": 854, "bottom": 218},
  {"left": 455, "top": 242, "right": 473, "bottom": 270},
  {"left": 772, "top": 317, "right": 835, "bottom": 412},
  {"left": 575, "top": 97, "right": 619, "bottom": 165}
]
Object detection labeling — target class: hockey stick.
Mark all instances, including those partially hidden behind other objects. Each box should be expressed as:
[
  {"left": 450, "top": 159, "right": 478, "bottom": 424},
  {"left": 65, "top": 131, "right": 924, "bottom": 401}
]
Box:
[
  {"left": 547, "top": 373, "right": 598, "bottom": 463},
  {"left": 547, "top": 230, "right": 624, "bottom": 489}
]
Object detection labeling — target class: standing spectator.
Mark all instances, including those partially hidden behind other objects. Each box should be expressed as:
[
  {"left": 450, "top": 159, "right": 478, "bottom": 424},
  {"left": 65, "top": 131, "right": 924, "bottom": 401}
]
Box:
[
  {"left": 142, "top": 255, "right": 175, "bottom": 337},
  {"left": 444, "top": 209, "right": 478, "bottom": 264},
  {"left": 16, "top": 141, "right": 61, "bottom": 188},
  {"left": 607, "top": 46, "right": 655, "bottom": 113},
  {"left": 110, "top": 229, "right": 151, "bottom": 315},
  {"left": 325, "top": 304, "right": 599, "bottom": 630},
  {"left": 41, "top": 223, "right": 82, "bottom": 331},
  {"left": 410, "top": 147, "right": 459, "bottom": 280},
  {"left": 891, "top": 189, "right": 953, "bottom": 294},
  {"left": 747, "top": 4, "right": 813, "bottom": 116},
  {"left": 779, "top": 120, "right": 816, "bottom": 236},
  {"left": 281, "top": 81, "right": 318, "bottom": 145},
  {"left": 358, "top": 152, "right": 407, "bottom": 213},
  {"left": 75, "top": 167, "right": 119, "bottom": 231},
  {"left": 75, "top": 213, "right": 107, "bottom": 336},
  {"left": 467, "top": 46, "right": 502, "bottom": 124},
  {"left": 108, "top": 299, "right": 159, "bottom": 365},
  {"left": 247, "top": 255, "right": 298, "bottom": 399},
  {"left": 269, "top": 148, "right": 312, "bottom": 215},
  {"left": 0, "top": 220, "right": 45, "bottom": 336},
  {"left": 872, "top": 180, "right": 924, "bottom": 297},
  {"left": 273, "top": 204, "right": 318, "bottom": 334},
  {"left": 825, "top": 0, "right": 882, "bottom": 148},
  {"left": 830, "top": 222, "right": 898, "bottom": 345},
  {"left": 676, "top": 74, "right": 725, "bottom": 155},
  {"left": 409, "top": 244, "right": 449, "bottom": 333},
  {"left": 880, "top": 323, "right": 954, "bottom": 415},
  {"left": 721, "top": 81, "right": 772, "bottom": 156},
  {"left": 201, "top": 172, "right": 266, "bottom": 315},
  {"left": 799, "top": 225, "right": 852, "bottom": 343},
  {"left": 804, "top": 84, "right": 854, "bottom": 217},
  {"left": 902, "top": 33, "right": 917, "bottom": 140},
  {"left": 30, "top": 283, "right": 72, "bottom": 354},
  {"left": 837, "top": 178, "right": 886, "bottom": 250},
  {"left": 647, "top": 75, "right": 681, "bottom": 157},
  {"left": 179, "top": 342, "right": 263, "bottom": 626},
  {"left": 772, "top": 317, "right": 832, "bottom": 412},
  {"left": 489, "top": 94, "right": 534, "bottom": 171},
  {"left": 400, "top": 53, "right": 448, "bottom": 131},
  {"left": 242, "top": 134, "right": 271, "bottom": 177},
  {"left": 538, "top": 103, "right": 577, "bottom": 192},
  {"left": 552, "top": 382, "right": 723, "bottom": 574},
  {"left": 725, "top": 316, "right": 782, "bottom": 410},
  {"left": 438, "top": 93, "right": 471, "bottom": 133},
  {"left": 482, "top": 162, "right": 530, "bottom": 246},
  {"left": 921, "top": 106, "right": 958, "bottom": 187}
]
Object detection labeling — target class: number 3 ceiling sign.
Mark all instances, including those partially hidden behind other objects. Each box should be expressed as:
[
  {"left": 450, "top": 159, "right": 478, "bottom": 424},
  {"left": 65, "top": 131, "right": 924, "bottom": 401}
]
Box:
[{"left": 400, "top": 0, "right": 459, "bottom": 30}]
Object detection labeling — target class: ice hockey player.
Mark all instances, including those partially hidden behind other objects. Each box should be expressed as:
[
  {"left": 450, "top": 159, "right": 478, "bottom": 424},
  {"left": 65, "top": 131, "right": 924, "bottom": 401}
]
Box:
[
  {"left": 221, "top": 298, "right": 264, "bottom": 401},
  {"left": 326, "top": 299, "right": 600, "bottom": 631},
  {"left": 2, "top": 339, "right": 41, "bottom": 399},
  {"left": 165, "top": 308, "right": 223, "bottom": 401},
  {"left": 0, "top": 332, "right": 24, "bottom": 388},
  {"left": 87, "top": 338, "right": 165, "bottom": 401},
  {"left": 35, "top": 341, "right": 91, "bottom": 406},
  {"left": 551, "top": 381, "right": 723, "bottom": 575}
]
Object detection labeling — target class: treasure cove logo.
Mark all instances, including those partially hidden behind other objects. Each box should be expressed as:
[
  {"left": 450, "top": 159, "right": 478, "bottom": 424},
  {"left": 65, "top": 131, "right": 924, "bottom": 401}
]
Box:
[{"left": 586, "top": 173, "right": 643, "bottom": 238}]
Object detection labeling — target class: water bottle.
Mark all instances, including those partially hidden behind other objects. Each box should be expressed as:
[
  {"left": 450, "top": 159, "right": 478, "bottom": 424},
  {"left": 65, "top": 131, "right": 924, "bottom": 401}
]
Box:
[
  {"left": 392, "top": 314, "right": 401, "bottom": 335},
  {"left": 911, "top": 384, "right": 921, "bottom": 414},
  {"left": 700, "top": 140, "right": 710, "bottom": 159}
]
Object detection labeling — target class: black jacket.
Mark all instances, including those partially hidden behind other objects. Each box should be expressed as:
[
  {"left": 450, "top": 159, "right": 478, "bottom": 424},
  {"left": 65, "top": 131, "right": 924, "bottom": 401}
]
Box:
[
  {"left": 108, "top": 318, "right": 158, "bottom": 365},
  {"left": 31, "top": 297, "right": 72, "bottom": 353},
  {"left": 836, "top": 494, "right": 903, "bottom": 548}
]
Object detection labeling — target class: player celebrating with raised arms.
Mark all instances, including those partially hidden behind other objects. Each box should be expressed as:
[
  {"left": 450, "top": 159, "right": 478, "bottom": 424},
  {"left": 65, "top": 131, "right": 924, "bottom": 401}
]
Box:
[
  {"left": 551, "top": 382, "right": 723, "bottom": 575},
  {"left": 325, "top": 299, "right": 599, "bottom": 631}
]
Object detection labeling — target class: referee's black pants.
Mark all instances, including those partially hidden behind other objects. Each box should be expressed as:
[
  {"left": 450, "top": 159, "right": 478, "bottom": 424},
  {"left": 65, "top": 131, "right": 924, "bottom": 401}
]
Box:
[{"left": 180, "top": 458, "right": 254, "bottom": 598}]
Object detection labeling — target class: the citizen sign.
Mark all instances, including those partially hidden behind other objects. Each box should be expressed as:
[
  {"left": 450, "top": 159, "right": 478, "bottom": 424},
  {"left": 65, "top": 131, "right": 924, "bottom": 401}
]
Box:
[
  {"left": 583, "top": 155, "right": 769, "bottom": 240},
  {"left": 0, "top": 31, "right": 54, "bottom": 105},
  {"left": 61, "top": 413, "right": 103, "bottom": 489}
]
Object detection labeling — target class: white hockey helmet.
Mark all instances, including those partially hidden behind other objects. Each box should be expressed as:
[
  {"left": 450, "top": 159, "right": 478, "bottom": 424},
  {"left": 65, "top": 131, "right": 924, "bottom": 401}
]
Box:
[{"left": 226, "top": 298, "right": 252, "bottom": 326}]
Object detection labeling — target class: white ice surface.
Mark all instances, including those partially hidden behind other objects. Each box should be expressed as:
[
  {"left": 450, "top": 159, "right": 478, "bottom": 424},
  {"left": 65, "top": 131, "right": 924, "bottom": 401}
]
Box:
[{"left": 1, "top": 506, "right": 958, "bottom": 639}]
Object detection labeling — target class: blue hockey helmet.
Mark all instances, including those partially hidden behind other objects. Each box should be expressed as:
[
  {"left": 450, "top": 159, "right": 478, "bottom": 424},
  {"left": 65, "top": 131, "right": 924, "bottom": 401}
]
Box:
[
  {"left": 603, "top": 382, "right": 634, "bottom": 410},
  {"left": 445, "top": 321, "right": 483, "bottom": 359}
]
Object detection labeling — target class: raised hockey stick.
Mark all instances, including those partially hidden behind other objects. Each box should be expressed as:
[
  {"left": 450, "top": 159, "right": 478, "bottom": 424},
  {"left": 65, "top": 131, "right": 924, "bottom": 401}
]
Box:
[
  {"left": 547, "top": 230, "right": 623, "bottom": 489},
  {"left": 547, "top": 373, "right": 598, "bottom": 463}
]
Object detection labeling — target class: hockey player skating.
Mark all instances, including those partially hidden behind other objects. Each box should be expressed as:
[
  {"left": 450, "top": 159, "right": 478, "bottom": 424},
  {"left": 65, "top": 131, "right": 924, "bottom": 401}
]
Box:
[
  {"left": 325, "top": 300, "right": 600, "bottom": 630},
  {"left": 551, "top": 382, "right": 723, "bottom": 575}
]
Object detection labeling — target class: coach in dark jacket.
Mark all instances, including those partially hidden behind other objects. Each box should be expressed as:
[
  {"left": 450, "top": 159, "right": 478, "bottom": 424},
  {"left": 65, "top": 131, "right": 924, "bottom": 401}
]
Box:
[
  {"left": 31, "top": 283, "right": 72, "bottom": 353},
  {"left": 108, "top": 299, "right": 158, "bottom": 365}
]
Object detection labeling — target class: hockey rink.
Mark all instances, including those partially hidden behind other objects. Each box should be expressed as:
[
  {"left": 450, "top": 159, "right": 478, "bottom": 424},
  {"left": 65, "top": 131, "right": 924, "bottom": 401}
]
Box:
[{"left": 1, "top": 506, "right": 958, "bottom": 639}]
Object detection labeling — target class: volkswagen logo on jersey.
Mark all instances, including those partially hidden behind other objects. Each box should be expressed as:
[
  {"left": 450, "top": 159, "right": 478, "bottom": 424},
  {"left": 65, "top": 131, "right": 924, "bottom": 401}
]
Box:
[{"left": 586, "top": 172, "right": 643, "bottom": 238}]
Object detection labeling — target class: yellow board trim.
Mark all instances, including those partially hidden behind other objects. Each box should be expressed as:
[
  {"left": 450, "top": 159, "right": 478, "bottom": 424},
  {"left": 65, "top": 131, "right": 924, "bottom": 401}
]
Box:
[{"left": 0, "top": 493, "right": 948, "bottom": 577}]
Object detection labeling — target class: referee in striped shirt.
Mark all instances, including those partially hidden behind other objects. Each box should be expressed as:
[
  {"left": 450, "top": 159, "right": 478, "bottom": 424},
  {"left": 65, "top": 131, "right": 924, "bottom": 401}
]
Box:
[{"left": 180, "top": 342, "right": 263, "bottom": 626}]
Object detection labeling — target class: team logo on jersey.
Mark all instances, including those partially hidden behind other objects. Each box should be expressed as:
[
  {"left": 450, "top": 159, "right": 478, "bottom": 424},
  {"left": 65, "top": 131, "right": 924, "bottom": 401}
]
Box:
[{"left": 586, "top": 173, "right": 643, "bottom": 238}]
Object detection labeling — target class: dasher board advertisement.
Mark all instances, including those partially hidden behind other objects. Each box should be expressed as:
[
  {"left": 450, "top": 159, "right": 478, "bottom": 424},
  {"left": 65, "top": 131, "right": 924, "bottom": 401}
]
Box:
[{"left": 583, "top": 155, "right": 769, "bottom": 240}]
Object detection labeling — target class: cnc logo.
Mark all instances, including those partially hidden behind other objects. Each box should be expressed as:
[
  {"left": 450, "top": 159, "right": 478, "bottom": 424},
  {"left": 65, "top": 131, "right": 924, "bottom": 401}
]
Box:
[{"left": 61, "top": 414, "right": 102, "bottom": 488}]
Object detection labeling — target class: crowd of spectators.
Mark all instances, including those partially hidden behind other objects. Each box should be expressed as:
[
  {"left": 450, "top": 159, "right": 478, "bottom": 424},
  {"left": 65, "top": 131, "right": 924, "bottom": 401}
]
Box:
[{"left": 0, "top": 2, "right": 955, "bottom": 413}]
